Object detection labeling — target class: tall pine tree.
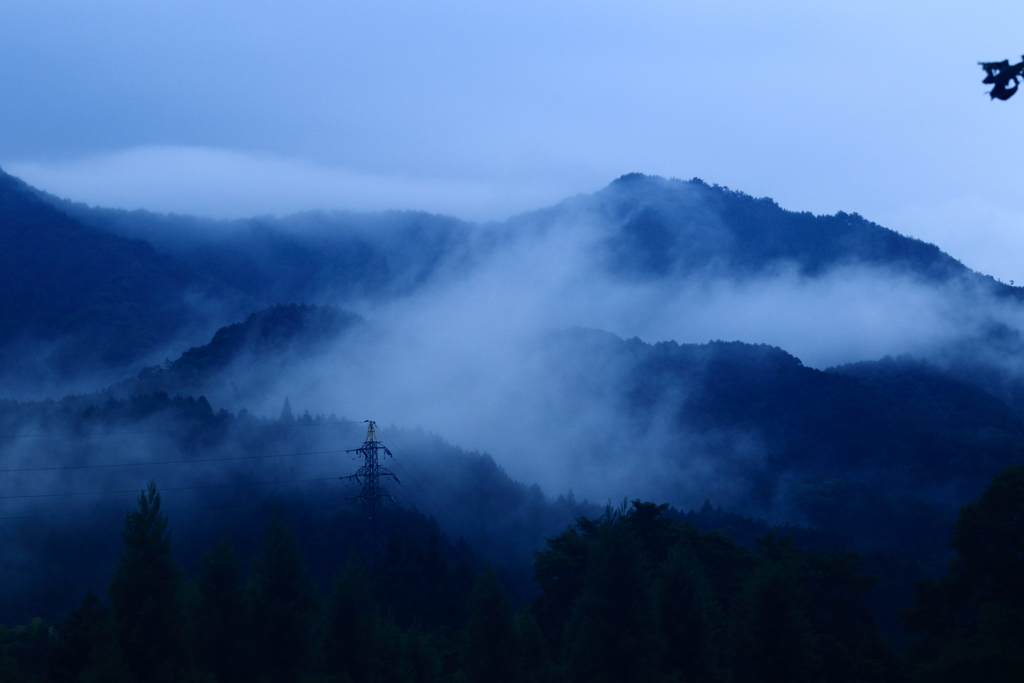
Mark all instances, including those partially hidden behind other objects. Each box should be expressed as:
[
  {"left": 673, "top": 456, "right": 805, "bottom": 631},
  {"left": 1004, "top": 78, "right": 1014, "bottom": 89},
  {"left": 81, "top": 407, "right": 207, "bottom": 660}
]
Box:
[
  {"left": 563, "top": 513, "right": 657, "bottom": 683},
  {"left": 195, "top": 536, "right": 246, "bottom": 683},
  {"left": 465, "top": 567, "right": 518, "bottom": 683},
  {"left": 324, "top": 557, "right": 379, "bottom": 682},
  {"left": 108, "top": 481, "right": 186, "bottom": 683},
  {"left": 248, "top": 513, "right": 316, "bottom": 683}
]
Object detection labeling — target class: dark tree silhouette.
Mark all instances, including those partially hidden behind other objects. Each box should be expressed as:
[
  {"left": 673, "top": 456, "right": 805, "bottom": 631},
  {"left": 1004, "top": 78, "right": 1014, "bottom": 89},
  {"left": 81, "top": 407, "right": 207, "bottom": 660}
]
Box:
[
  {"left": 108, "top": 481, "right": 186, "bottom": 683},
  {"left": 48, "top": 590, "right": 132, "bottom": 683},
  {"left": 563, "top": 511, "right": 657, "bottom": 683},
  {"left": 656, "top": 544, "right": 724, "bottom": 681},
  {"left": 465, "top": 567, "right": 519, "bottom": 683},
  {"left": 981, "top": 58, "right": 1024, "bottom": 100},
  {"left": 248, "top": 514, "right": 316, "bottom": 683},
  {"left": 323, "top": 557, "right": 379, "bottom": 682},
  {"left": 905, "top": 465, "right": 1024, "bottom": 681},
  {"left": 194, "top": 537, "right": 246, "bottom": 683}
]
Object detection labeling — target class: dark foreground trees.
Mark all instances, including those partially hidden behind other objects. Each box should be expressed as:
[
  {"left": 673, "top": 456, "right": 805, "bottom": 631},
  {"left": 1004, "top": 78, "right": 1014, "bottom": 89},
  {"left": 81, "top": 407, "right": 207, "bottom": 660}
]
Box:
[
  {"left": 108, "top": 481, "right": 186, "bottom": 683},
  {"left": 248, "top": 514, "right": 317, "bottom": 683},
  {"left": 904, "top": 465, "right": 1024, "bottom": 681},
  {"left": 465, "top": 567, "right": 518, "bottom": 683},
  {"left": 193, "top": 537, "right": 245, "bottom": 683},
  {"left": 534, "top": 502, "right": 898, "bottom": 683},
  {"left": 27, "top": 475, "right": 1023, "bottom": 682}
]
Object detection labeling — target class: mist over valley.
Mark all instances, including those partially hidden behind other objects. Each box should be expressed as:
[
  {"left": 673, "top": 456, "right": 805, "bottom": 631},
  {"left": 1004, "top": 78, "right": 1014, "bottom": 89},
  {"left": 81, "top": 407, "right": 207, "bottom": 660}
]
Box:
[
  {"left": 3, "top": 166, "right": 1023, "bottom": 675},
  {"left": 6, "top": 3, "right": 1024, "bottom": 678}
]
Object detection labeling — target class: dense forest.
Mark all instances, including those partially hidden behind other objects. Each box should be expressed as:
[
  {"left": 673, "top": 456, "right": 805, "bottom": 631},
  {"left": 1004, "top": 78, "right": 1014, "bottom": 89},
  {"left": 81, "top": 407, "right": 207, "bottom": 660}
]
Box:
[
  {"left": 2, "top": 466, "right": 1023, "bottom": 682},
  {"left": 6, "top": 167, "right": 1023, "bottom": 382},
  {"left": 3, "top": 307, "right": 1008, "bottom": 645},
  {"left": 4, "top": 167, "right": 1024, "bottom": 681}
]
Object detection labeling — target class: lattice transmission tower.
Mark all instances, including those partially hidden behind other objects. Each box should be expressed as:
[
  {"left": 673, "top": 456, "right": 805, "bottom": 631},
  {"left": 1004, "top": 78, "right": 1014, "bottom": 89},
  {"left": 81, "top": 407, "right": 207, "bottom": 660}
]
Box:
[{"left": 341, "top": 420, "right": 399, "bottom": 561}]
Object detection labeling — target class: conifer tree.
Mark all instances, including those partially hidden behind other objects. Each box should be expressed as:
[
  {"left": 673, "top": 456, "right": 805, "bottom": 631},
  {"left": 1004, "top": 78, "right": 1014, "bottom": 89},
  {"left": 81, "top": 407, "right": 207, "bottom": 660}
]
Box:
[
  {"left": 248, "top": 513, "right": 316, "bottom": 683},
  {"left": 324, "top": 557, "right": 378, "bottom": 682},
  {"left": 108, "top": 481, "right": 185, "bottom": 683},
  {"left": 195, "top": 536, "right": 246, "bottom": 683},
  {"left": 656, "top": 543, "right": 724, "bottom": 681},
  {"left": 400, "top": 624, "right": 442, "bottom": 683},
  {"left": 465, "top": 567, "right": 518, "bottom": 683},
  {"left": 49, "top": 589, "right": 133, "bottom": 683},
  {"left": 423, "top": 529, "right": 461, "bottom": 628},
  {"left": 738, "top": 548, "right": 816, "bottom": 683},
  {"left": 905, "top": 465, "right": 1024, "bottom": 681},
  {"left": 515, "top": 606, "right": 549, "bottom": 683},
  {"left": 563, "top": 516, "right": 656, "bottom": 683}
]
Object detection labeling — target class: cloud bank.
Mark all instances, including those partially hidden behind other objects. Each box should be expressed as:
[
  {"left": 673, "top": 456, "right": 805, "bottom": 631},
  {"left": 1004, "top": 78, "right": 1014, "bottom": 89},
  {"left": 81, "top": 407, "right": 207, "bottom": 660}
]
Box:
[
  {"left": 214, "top": 202, "right": 1024, "bottom": 508},
  {"left": 6, "top": 146, "right": 574, "bottom": 222}
]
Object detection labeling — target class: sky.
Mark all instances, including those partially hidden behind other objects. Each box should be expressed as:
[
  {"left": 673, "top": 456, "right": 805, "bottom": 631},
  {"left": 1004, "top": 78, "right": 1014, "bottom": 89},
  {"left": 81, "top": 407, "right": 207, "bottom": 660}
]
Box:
[{"left": 2, "top": 1, "right": 1024, "bottom": 281}]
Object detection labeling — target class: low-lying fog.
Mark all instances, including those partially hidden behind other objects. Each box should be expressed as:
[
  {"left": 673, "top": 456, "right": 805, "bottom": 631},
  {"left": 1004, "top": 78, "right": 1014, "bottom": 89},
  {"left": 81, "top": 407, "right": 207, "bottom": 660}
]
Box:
[
  {"left": 6, "top": 181, "right": 1024, "bottom": 513},
  {"left": 215, "top": 202, "right": 1024, "bottom": 508}
]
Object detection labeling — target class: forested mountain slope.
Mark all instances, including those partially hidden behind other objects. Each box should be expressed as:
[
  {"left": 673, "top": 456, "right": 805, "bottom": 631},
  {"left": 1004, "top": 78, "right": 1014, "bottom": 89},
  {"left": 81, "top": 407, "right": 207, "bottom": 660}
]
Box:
[
  {"left": 0, "top": 302, "right": 1017, "bottom": 657},
  {"left": 49, "top": 197, "right": 480, "bottom": 306},
  {"left": 549, "top": 328, "right": 1024, "bottom": 510},
  {"left": 590, "top": 174, "right": 984, "bottom": 281},
  {"left": 0, "top": 168, "right": 246, "bottom": 374},
  {"left": 52, "top": 172, "right": 999, "bottom": 292},
  {"left": 2, "top": 166, "right": 1023, "bottom": 681},
  {"left": 113, "top": 303, "right": 361, "bottom": 403},
  {"left": 9, "top": 167, "right": 1024, "bottom": 391}
]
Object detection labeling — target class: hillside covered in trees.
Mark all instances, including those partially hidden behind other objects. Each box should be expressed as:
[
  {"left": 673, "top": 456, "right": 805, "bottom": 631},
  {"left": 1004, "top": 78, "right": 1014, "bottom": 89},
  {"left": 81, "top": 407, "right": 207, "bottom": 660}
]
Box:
[
  {"left": 3, "top": 168, "right": 1024, "bottom": 681},
  {"left": 3, "top": 467, "right": 1023, "bottom": 682}
]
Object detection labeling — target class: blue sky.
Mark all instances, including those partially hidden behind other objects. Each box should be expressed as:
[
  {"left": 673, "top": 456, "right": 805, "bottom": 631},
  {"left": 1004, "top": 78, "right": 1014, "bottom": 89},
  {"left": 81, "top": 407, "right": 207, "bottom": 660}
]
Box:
[{"left": 3, "top": 1, "right": 1024, "bottom": 280}]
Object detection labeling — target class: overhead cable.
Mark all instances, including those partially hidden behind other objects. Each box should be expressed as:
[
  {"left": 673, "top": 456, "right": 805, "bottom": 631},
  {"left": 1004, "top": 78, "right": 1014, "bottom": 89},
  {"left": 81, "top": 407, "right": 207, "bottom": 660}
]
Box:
[
  {"left": 0, "top": 448, "right": 347, "bottom": 474},
  {"left": 0, "top": 475, "right": 338, "bottom": 499},
  {"left": 0, "top": 418, "right": 355, "bottom": 440}
]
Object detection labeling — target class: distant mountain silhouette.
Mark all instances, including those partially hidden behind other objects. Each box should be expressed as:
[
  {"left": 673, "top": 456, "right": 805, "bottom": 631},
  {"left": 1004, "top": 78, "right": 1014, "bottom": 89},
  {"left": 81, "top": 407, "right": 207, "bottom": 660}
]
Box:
[
  {"left": 519, "top": 173, "right": 1000, "bottom": 286},
  {"left": 547, "top": 327, "right": 1024, "bottom": 515},
  {"left": 115, "top": 303, "right": 361, "bottom": 400},
  {"left": 7, "top": 167, "right": 1024, "bottom": 412},
  {"left": 9, "top": 168, "right": 1024, "bottom": 656},
  {"left": 110, "top": 306, "right": 1023, "bottom": 524},
  {"left": 44, "top": 172, "right": 1015, "bottom": 312},
  {"left": 0, "top": 167, "right": 245, "bottom": 373},
  {"left": 48, "top": 196, "right": 479, "bottom": 306}
]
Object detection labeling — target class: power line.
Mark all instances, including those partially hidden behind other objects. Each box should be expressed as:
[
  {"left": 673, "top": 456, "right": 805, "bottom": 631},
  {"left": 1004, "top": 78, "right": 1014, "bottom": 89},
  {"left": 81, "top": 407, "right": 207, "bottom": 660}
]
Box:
[
  {"left": 0, "top": 418, "right": 356, "bottom": 440},
  {"left": 0, "top": 448, "right": 347, "bottom": 474},
  {"left": 375, "top": 428, "right": 461, "bottom": 533},
  {"left": 0, "top": 497, "right": 348, "bottom": 524},
  {"left": 0, "top": 476, "right": 338, "bottom": 500},
  {"left": 0, "top": 423, "right": 465, "bottom": 534},
  {"left": 377, "top": 429, "right": 451, "bottom": 509},
  {"left": 387, "top": 458, "right": 454, "bottom": 526}
]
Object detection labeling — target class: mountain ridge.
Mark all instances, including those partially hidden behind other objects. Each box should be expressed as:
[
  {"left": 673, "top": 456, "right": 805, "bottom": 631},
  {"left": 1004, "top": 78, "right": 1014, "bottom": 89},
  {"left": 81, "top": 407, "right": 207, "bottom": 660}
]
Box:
[
  {"left": 0, "top": 167, "right": 250, "bottom": 374},
  {"left": 33, "top": 169, "right": 1011, "bottom": 294}
]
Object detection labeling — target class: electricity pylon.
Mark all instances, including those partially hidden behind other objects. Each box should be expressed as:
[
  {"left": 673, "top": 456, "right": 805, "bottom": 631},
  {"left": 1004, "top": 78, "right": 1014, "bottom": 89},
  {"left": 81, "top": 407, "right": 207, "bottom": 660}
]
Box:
[{"left": 341, "top": 420, "right": 399, "bottom": 561}]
